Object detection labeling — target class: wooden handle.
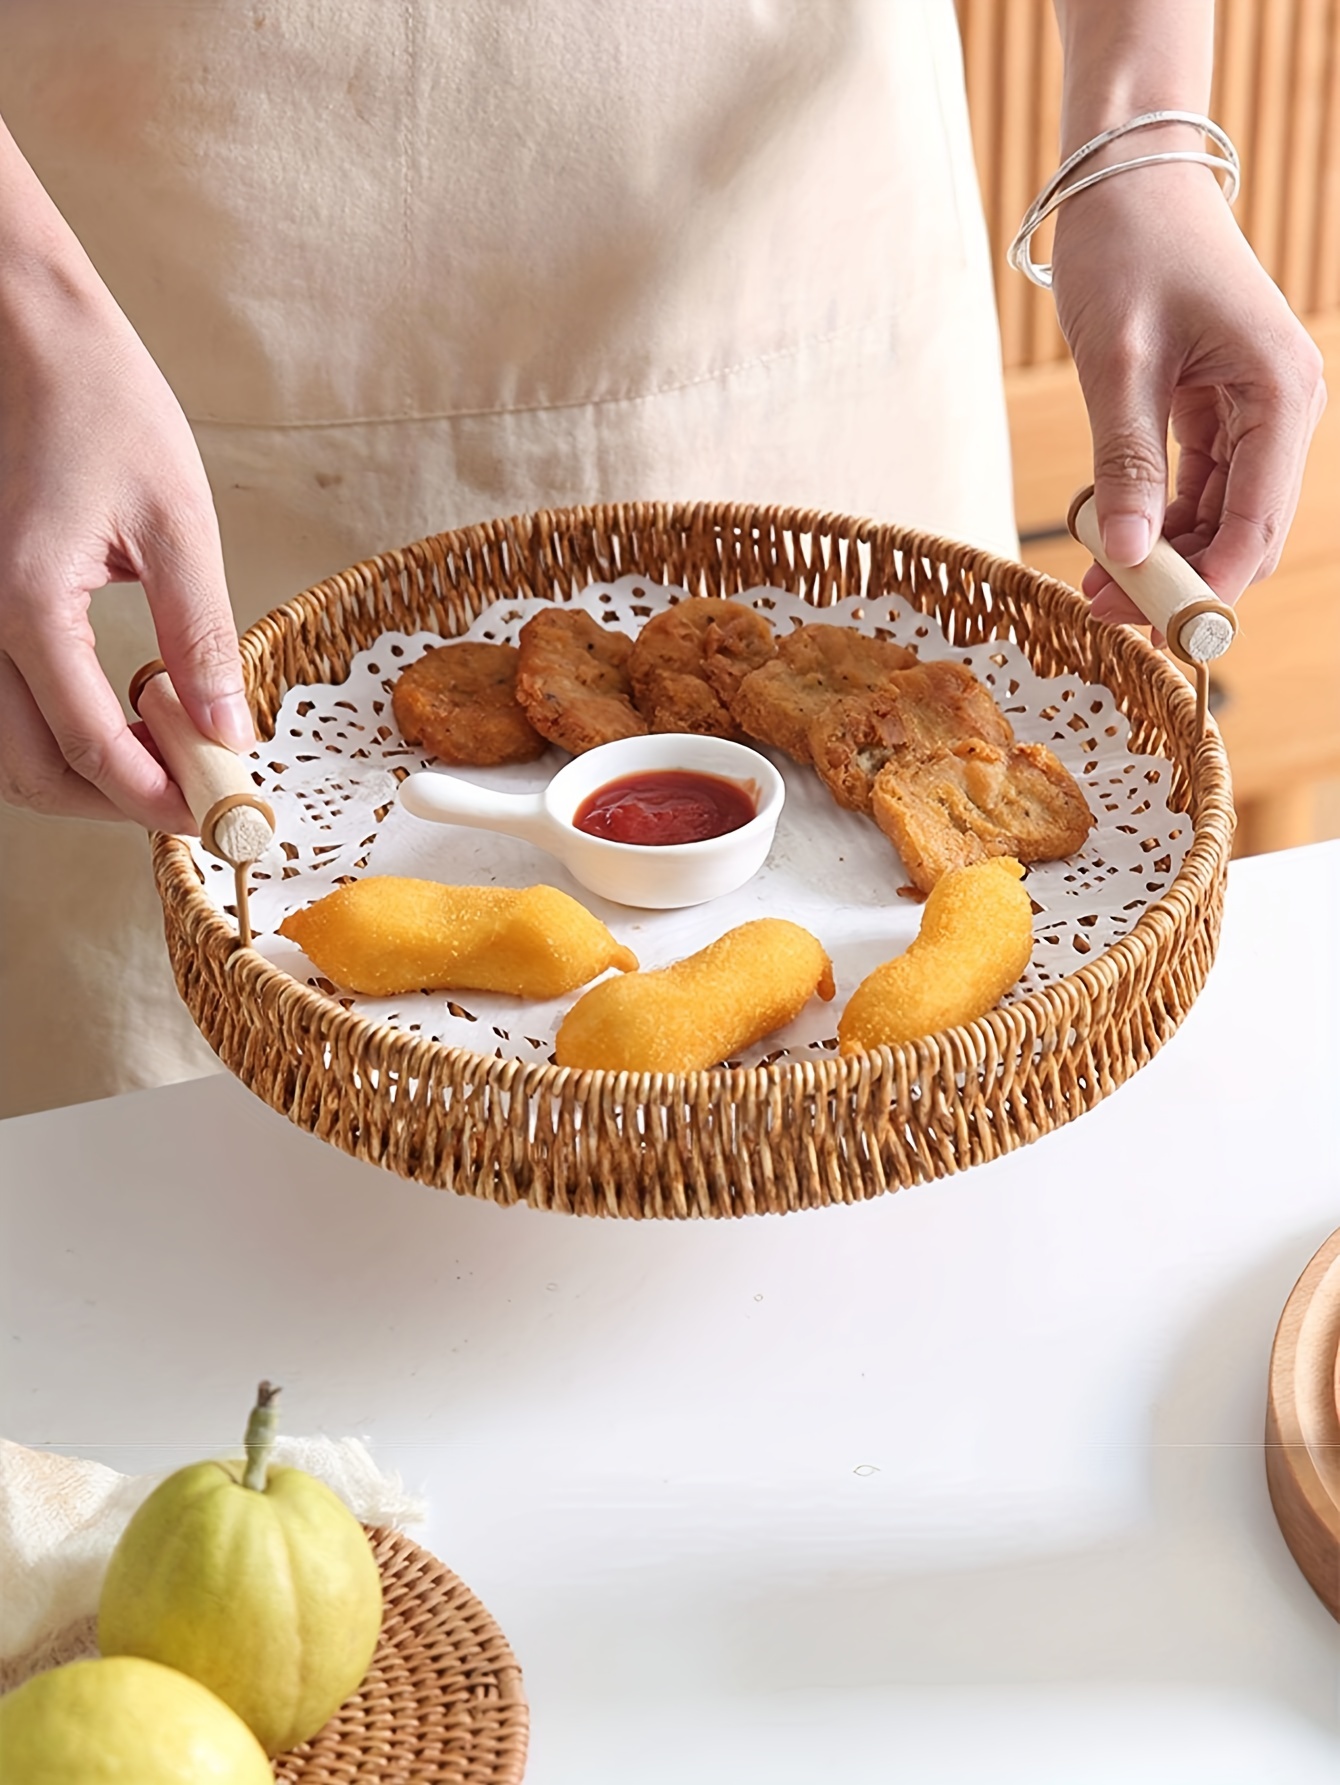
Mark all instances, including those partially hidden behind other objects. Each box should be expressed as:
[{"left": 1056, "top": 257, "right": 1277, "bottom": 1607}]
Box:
[
  {"left": 129, "top": 660, "right": 274, "bottom": 866},
  {"left": 1066, "top": 485, "right": 1238, "bottom": 666}
]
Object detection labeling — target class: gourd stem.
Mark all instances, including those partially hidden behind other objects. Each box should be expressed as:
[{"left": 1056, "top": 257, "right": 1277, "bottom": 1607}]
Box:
[{"left": 242, "top": 1381, "right": 281, "bottom": 1491}]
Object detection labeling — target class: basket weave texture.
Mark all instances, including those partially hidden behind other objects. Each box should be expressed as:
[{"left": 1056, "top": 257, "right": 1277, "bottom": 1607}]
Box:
[
  {"left": 152, "top": 501, "right": 1234, "bottom": 1218},
  {"left": 275, "top": 1528, "right": 527, "bottom": 1783}
]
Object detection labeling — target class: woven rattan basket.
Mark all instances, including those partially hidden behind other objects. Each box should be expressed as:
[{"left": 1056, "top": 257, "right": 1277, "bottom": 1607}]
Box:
[
  {"left": 151, "top": 501, "right": 1234, "bottom": 1218},
  {"left": 275, "top": 1527, "right": 527, "bottom": 1783}
]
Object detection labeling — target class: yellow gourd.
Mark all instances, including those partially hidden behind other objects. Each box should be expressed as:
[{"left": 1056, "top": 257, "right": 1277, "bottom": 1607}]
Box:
[
  {"left": 98, "top": 1384, "right": 383, "bottom": 1756},
  {"left": 0, "top": 1656, "right": 272, "bottom": 1784}
]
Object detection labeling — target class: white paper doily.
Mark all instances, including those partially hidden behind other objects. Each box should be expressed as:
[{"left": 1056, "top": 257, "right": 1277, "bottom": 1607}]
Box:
[{"left": 191, "top": 580, "right": 1191, "bottom": 1068}]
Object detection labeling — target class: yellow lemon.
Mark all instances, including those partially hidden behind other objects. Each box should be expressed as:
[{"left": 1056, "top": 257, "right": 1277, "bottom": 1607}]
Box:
[{"left": 0, "top": 1656, "right": 272, "bottom": 1783}]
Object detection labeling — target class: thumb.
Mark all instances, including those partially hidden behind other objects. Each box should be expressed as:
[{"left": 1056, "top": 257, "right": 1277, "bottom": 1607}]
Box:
[
  {"left": 139, "top": 499, "right": 254, "bottom": 754},
  {"left": 1083, "top": 361, "right": 1173, "bottom": 569}
]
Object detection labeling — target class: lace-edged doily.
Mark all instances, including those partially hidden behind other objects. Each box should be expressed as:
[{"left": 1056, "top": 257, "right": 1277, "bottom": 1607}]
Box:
[{"left": 190, "top": 579, "right": 1191, "bottom": 1068}]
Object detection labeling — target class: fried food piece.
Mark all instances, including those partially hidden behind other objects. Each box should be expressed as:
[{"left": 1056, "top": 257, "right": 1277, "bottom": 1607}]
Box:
[
  {"left": 838, "top": 857, "right": 1033, "bottom": 1054},
  {"left": 514, "top": 607, "right": 647, "bottom": 754},
  {"left": 277, "top": 878, "right": 638, "bottom": 998},
  {"left": 700, "top": 602, "right": 779, "bottom": 704},
  {"left": 807, "top": 695, "right": 911, "bottom": 812},
  {"left": 808, "top": 661, "right": 1015, "bottom": 813},
  {"left": 729, "top": 623, "right": 918, "bottom": 763},
  {"left": 391, "top": 641, "right": 547, "bottom": 767},
  {"left": 870, "top": 738, "right": 1094, "bottom": 894},
  {"left": 628, "top": 598, "right": 776, "bottom": 736},
  {"left": 554, "top": 918, "right": 835, "bottom": 1073}
]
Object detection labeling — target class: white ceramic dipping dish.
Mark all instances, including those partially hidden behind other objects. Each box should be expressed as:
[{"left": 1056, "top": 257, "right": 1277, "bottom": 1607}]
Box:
[{"left": 399, "top": 733, "right": 785, "bottom": 908}]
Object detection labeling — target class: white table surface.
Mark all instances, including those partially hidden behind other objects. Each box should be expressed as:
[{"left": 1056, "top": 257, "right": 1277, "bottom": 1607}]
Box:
[{"left": 4, "top": 841, "right": 1339, "bottom": 1783}]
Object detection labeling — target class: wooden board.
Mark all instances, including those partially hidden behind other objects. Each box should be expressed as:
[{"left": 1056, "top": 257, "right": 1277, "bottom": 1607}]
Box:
[{"left": 1265, "top": 1226, "right": 1340, "bottom": 1622}]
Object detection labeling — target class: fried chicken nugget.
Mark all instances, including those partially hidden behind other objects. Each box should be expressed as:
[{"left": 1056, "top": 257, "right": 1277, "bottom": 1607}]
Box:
[
  {"left": 700, "top": 602, "right": 780, "bottom": 704},
  {"left": 554, "top": 917, "right": 834, "bottom": 1073},
  {"left": 627, "top": 598, "right": 776, "bottom": 737},
  {"left": 870, "top": 738, "right": 1094, "bottom": 894},
  {"left": 391, "top": 640, "right": 547, "bottom": 766},
  {"left": 515, "top": 607, "right": 647, "bottom": 754},
  {"left": 837, "top": 857, "right": 1033, "bottom": 1054},
  {"left": 808, "top": 661, "right": 1015, "bottom": 813},
  {"left": 278, "top": 878, "right": 637, "bottom": 998},
  {"left": 729, "top": 623, "right": 918, "bottom": 763}
]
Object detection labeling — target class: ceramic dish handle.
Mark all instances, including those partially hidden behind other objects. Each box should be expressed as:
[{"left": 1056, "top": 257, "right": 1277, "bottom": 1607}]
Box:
[
  {"left": 129, "top": 660, "right": 274, "bottom": 866},
  {"left": 399, "top": 770, "right": 552, "bottom": 847}
]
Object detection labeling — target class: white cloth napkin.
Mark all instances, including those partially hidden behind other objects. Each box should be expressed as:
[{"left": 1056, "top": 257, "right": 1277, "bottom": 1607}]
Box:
[{"left": 0, "top": 1438, "right": 425, "bottom": 1693}]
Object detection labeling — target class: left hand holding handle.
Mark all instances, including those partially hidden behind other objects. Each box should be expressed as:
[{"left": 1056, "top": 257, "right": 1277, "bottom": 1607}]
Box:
[{"left": 129, "top": 660, "right": 273, "bottom": 865}]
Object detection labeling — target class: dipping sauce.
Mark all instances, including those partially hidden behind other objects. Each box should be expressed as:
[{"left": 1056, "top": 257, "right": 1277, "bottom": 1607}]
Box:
[{"left": 573, "top": 769, "right": 757, "bottom": 846}]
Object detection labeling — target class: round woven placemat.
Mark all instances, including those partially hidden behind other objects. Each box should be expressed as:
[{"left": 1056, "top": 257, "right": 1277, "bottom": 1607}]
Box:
[
  {"left": 275, "top": 1528, "right": 527, "bottom": 1783},
  {"left": 151, "top": 500, "right": 1235, "bottom": 1217}
]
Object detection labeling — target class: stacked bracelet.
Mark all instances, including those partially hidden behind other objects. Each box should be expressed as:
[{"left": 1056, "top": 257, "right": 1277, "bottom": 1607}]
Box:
[{"left": 1008, "top": 110, "right": 1241, "bottom": 290}]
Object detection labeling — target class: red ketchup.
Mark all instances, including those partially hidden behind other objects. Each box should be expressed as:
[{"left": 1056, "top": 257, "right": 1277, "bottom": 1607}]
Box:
[{"left": 573, "top": 769, "right": 757, "bottom": 846}]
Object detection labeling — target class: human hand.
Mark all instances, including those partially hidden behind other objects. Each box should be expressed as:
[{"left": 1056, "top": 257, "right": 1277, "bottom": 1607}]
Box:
[
  {"left": 0, "top": 253, "right": 251, "bottom": 829},
  {"left": 1050, "top": 159, "right": 1326, "bottom": 624}
]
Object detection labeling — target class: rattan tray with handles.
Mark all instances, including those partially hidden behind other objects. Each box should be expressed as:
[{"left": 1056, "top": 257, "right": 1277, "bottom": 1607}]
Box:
[
  {"left": 275, "top": 1527, "right": 527, "bottom": 1783},
  {"left": 149, "top": 500, "right": 1234, "bottom": 1219}
]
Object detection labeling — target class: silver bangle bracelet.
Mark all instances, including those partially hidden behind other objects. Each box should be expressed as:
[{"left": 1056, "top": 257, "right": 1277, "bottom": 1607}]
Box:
[{"left": 1007, "top": 110, "right": 1241, "bottom": 290}]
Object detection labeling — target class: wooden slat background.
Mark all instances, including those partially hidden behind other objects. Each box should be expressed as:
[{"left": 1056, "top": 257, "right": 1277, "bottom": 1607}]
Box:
[
  {"left": 956, "top": 0, "right": 1340, "bottom": 367},
  {"left": 955, "top": 0, "right": 1340, "bottom": 852}
]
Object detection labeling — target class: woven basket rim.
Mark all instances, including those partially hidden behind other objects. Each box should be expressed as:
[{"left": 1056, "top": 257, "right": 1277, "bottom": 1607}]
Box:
[
  {"left": 161, "top": 500, "right": 1233, "bottom": 1093},
  {"left": 152, "top": 499, "right": 1233, "bottom": 1213}
]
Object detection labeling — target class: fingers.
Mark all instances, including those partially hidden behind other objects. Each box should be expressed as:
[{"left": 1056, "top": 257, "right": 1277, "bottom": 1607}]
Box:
[
  {"left": 1163, "top": 389, "right": 1223, "bottom": 546},
  {"left": 0, "top": 644, "right": 193, "bottom": 829},
  {"left": 0, "top": 483, "right": 247, "bottom": 827},
  {"left": 0, "top": 560, "right": 198, "bottom": 831},
  {"left": 1079, "top": 338, "right": 1173, "bottom": 572},
  {"left": 1190, "top": 379, "right": 1323, "bottom": 602},
  {"left": 1082, "top": 561, "right": 1142, "bottom": 623},
  {"left": 1081, "top": 337, "right": 1325, "bottom": 626},
  {"left": 0, "top": 650, "right": 121, "bottom": 821},
  {"left": 139, "top": 494, "right": 254, "bottom": 753},
  {"left": 1086, "top": 581, "right": 1146, "bottom": 626}
]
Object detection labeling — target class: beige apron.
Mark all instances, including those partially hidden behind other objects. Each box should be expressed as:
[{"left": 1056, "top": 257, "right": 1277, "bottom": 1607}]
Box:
[{"left": 0, "top": 0, "right": 1015, "bottom": 1116}]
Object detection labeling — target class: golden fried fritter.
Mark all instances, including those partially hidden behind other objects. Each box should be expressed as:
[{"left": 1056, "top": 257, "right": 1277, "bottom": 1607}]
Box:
[
  {"left": 391, "top": 641, "right": 547, "bottom": 767},
  {"left": 554, "top": 917, "right": 834, "bottom": 1073},
  {"left": 870, "top": 738, "right": 1094, "bottom": 894},
  {"left": 627, "top": 598, "right": 776, "bottom": 737},
  {"left": 729, "top": 623, "right": 918, "bottom": 762},
  {"left": 809, "top": 661, "right": 1015, "bottom": 812},
  {"left": 838, "top": 857, "right": 1034, "bottom": 1053},
  {"left": 278, "top": 878, "right": 637, "bottom": 998},
  {"left": 515, "top": 606, "right": 647, "bottom": 754}
]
